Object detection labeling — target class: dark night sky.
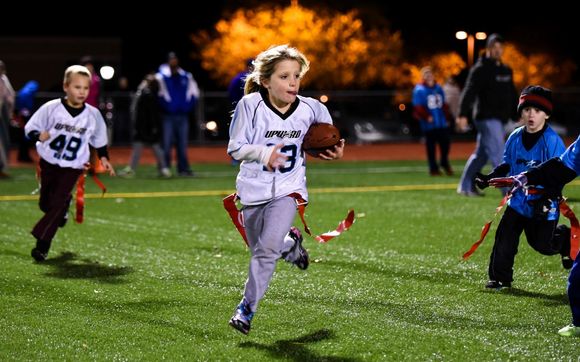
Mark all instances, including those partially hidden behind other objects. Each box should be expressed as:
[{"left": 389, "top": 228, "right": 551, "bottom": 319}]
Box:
[{"left": 2, "top": 1, "right": 578, "bottom": 90}]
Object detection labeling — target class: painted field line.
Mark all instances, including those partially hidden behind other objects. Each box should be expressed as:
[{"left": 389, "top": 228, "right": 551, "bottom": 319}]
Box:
[{"left": 3, "top": 180, "right": 580, "bottom": 202}]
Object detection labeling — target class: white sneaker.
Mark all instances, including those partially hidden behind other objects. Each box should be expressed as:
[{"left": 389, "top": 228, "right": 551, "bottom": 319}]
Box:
[
  {"left": 118, "top": 167, "right": 135, "bottom": 178},
  {"left": 160, "top": 168, "right": 172, "bottom": 178},
  {"left": 558, "top": 324, "right": 580, "bottom": 337}
]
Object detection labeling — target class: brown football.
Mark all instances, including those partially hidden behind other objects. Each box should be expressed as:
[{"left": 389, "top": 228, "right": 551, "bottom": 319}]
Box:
[{"left": 302, "top": 123, "right": 340, "bottom": 157}]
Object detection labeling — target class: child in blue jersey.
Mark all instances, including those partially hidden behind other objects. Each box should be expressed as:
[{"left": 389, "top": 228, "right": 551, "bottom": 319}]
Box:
[
  {"left": 475, "top": 85, "right": 570, "bottom": 290},
  {"left": 226, "top": 45, "right": 345, "bottom": 335},
  {"left": 412, "top": 66, "right": 453, "bottom": 176},
  {"left": 500, "top": 120, "right": 580, "bottom": 337}
]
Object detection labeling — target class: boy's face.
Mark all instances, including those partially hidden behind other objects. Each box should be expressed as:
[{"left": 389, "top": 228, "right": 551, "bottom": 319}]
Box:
[
  {"left": 63, "top": 73, "right": 90, "bottom": 108},
  {"left": 521, "top": 107, "right": 548, "bottom": 134}
]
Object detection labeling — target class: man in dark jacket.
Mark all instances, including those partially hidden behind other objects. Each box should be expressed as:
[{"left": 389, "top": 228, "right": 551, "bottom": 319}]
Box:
[{"left": 456, "top": 33, "right": 518, "bottom": 196}]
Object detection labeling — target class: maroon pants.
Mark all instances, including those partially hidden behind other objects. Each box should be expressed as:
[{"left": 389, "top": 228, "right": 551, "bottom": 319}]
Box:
[{"left": 32, "top": 158, "right": 83, "bottom": 243}]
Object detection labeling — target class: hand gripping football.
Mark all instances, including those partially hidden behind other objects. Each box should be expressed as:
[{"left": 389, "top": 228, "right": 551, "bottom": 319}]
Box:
[{"left": 302, "top": 123, "right": 340, "bottom": 157}]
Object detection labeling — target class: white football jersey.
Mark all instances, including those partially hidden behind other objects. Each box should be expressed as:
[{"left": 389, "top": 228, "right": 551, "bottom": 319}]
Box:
[
  {"left": 228, "top": 91, "right": 333, "bottom": 205},
  {"left": 25, "top": 99, "right": 108, "bottom": 169}
]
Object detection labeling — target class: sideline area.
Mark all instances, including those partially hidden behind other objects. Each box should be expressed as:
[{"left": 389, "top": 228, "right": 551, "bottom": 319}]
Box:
[{"left": 9, "top": 141, "right": 479, "bottom": 166}]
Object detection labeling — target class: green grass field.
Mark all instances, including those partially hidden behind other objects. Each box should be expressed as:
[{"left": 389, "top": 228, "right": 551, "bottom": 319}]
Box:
[{"left": 1, "top": 161, "right": 579, "bottom": 361}]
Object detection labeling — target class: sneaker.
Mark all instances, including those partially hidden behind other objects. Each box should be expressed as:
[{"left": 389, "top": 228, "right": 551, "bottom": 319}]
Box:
[
  {"left": 288, "top": 227, "right": 309, "bottom": 270},
  {"left": 558, "top": 324, "right": 580, "bottom": 337},
  {"left": 118, "top": 166, "right": 135, "bottom": 178},
  {"left": 178, "top": 170, "right": 195, "bottom": 177},
  {"left": 159, "top": 167, "right": 172, "bottom": 178},
  {"left": 458, "top": 189, "right": 484, "bottom": 197},
  {"left": 430, "top": 170, "right": 442, "bottom": 176},
  {"left": 31, "top": 248, "right": 47, "bottom": 262},
  {"left": 485, "top": 280, "right": 511, "bottom": 290},
  {"left": 229, "top": 300, "right": 254, "bottom": 335},
  {"left": 443, "top": 166, "right": 454, "bottom": 176},
  {"left": 562, "top": 255, "right": 573, "bottom": 270}
]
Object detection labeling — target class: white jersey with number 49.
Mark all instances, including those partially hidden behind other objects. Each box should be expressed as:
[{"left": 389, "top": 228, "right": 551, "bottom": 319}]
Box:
[
  {"left": 228, "top": 91, "right": 333, "bottom": 205},
  {"left": 25, "top": 98, "right": 108, "bottom": 169}
]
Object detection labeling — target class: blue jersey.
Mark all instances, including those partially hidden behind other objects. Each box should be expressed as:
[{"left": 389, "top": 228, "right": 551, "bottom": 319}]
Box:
[
  {"left": 561, "top": 134, "right": 580, "bottom": 175},
  {"left": 504, "top": 126, "right": 565, "bottom": 219},
  {"left": 411, "top": 83, "right": 448, "bottom": 132}
]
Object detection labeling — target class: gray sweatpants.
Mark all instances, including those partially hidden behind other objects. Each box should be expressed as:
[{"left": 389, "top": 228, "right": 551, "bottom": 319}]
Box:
[{"left": 241, "top": 196, "right": 299, "bottom": 313}]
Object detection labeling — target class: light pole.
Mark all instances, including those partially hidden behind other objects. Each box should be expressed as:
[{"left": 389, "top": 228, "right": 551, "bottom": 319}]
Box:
[{"left": 455, "top": 31, "right": 487, "bottom": 67}]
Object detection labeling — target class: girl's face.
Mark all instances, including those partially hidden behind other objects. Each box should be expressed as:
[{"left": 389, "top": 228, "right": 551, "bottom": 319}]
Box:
[
  {"left": 63, "top": 73, "right": 90, "bottom": 108},
  {"left": 521, "top": 107, "right": 548, "bottom": 133},
  {"left": 262, "top": 59, "right": 301, "bottom": 111}
]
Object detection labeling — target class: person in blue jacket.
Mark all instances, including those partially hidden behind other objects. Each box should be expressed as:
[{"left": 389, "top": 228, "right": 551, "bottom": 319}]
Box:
[
  {"left": 475, "top": 85, "right": 571, "bottom": 290},
  {"left": 412, "top": 66, "right": 453, "bottom": 176},
  {"left": 156, "top": 52, "right": 200, "bottom": 177},
  {"left": 228, "top": 58, "right": 253, "bottom": 108},
  {"left": 14, "top": 80, "right": 39, "bottom": 162}
]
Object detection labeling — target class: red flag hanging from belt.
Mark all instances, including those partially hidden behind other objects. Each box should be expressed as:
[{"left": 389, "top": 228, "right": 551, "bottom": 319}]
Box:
[
  {"left": 463, "top": 191, "right": 580, "bottom": 261},
  {"left": 222, "top": 192, "right": 355, "bottom": 246},
  {"left": 75, "top": 172, "right": 107, "bottom": 224},
  {"left": 462, "top": 194, "right": 509, "bottom": 260}
]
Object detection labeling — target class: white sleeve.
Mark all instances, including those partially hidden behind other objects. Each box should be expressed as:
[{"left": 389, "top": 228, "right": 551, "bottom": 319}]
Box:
[
  {"left": 315, "top": 100, "right": 333, "bottom": 125},
  {"left": 186, "top": 73, "right": 200, "bottom": 100},
  {"left": 89, "top": 108, "right": 109, "bottom": 148},
  {"left": 231, "top": 144, "right": 275, "bottom": 165},
  {"left": 227, "top": 97, "right": 275, "bottom": 165}
]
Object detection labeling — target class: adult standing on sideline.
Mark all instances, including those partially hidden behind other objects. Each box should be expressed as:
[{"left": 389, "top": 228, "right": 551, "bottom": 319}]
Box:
[
  {"left": 412, "top": 66, "right": 453, "bottom": 176},
  {"left": 456, "top": 33, "right": 518, "bottom": 196},
  {"left": 0, "top": 60, "right": 15, "bottom": 178},
  {"left": 156, "top": 52, "right": 200, "bottom": 177},
  {"left": 118, "top": 73, "right": 170, "bottom": 178},
  {"left": 80, "top": 56, "right": 101, "bottom": 108},
  {"left": 14, "top": 80, "right": 40, "bottom": 163},
  {"left": 80, "top": 56, "right": 105, "bottom": 174}
]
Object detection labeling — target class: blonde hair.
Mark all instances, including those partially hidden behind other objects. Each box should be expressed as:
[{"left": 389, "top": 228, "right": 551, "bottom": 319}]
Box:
[
  {"left": 244, "top": 45, "right": 310, "bottom": 95},
  {"left": 63, "top": 65, "right": 92, "bottom": 85}
]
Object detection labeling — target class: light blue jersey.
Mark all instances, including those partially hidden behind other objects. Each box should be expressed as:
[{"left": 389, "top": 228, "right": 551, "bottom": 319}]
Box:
[
  {"left": 412, "top": 83, "right": 448, "bottom": 132},
  {"left": 561, "top": 135, "right": 580, "bottom": 175},
  {"left": 505, "top": 126, "right": 565, "bottom": 219}
]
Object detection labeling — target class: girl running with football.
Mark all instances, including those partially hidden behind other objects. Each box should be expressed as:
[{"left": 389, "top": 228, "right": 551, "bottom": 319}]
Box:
[{"left": 227, "top": 44, "right": 345, "bottom": 335}]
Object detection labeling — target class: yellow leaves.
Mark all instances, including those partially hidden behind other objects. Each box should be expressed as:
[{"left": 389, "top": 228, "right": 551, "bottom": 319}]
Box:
[
  {"left": 192, "top": 5, "right": 576, "bottom": 90},
  {"left": 192, "top": 4, "right": 403, "bottom": 89},
  {"left": 503, "top": 44, "right": 577, "bottom": 89}
]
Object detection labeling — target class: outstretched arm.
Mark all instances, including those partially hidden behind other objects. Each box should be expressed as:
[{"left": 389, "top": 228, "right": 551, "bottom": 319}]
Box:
[{"left": 525, "top": 157, "right": 577, "bottom": 188}]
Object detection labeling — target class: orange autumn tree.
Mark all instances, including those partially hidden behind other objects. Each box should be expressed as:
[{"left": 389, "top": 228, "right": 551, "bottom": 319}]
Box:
[
  {"left": 191, "top": 3, "right": 404, "bottom": 89},
  {"left": 405, "top": 45, "right": 576, "bottom": 94},
  {"left": 502, "top": 44, "right": 576, "bottom": 90},
  {"left": 407, "top": 52, "right": 466, "bottom": 86}
]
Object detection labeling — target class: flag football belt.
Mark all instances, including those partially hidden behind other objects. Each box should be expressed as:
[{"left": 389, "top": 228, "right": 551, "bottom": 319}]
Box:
[
  {"left": 463, "top": 188, "right": 579, "bottom": 261},
  {"left": 75, "top": 171, "right": 107, "bottom": 223},
  {"left": 223, "top": 192, "right": 355, "bottom": 247},
  {"left": 35, "top": 161, "right": 107, "bottom": 224}
]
